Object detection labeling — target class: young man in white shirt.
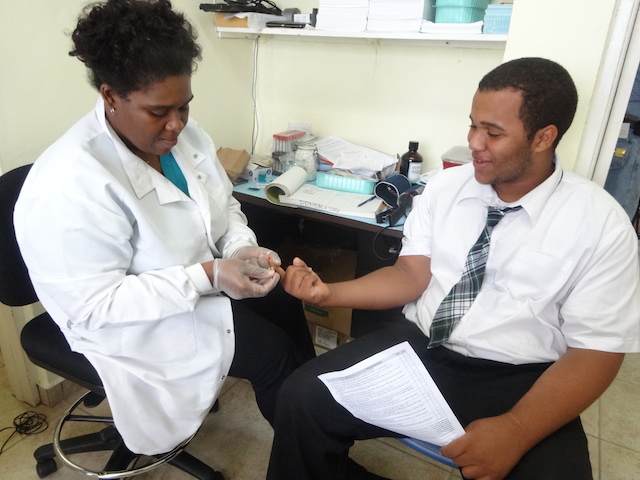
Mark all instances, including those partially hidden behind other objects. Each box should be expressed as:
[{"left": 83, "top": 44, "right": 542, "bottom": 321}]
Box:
[{"left": 266, "top": 57, "right": 640, "bottom": 480}]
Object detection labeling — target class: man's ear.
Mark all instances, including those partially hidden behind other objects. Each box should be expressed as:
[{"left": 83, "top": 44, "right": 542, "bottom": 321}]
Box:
[{"left": 532, "top": 125, "right": 558, "bottom": 153}]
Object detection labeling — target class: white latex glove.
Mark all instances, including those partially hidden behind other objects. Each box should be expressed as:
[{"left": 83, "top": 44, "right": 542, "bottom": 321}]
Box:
[
  {"left": 232, "top": 246, "right": 281, "bottom": 269},
  {"left": 213, "top": 258, "right": 279, "bottom": 300}
]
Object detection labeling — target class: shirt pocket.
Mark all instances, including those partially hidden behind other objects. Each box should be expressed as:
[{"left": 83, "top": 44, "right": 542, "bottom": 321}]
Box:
[{"left": 497, "top": 248, "right": 573, "bottom": 303}]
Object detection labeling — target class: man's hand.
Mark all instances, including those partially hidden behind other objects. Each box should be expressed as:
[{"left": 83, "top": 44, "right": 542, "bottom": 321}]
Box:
[
  {"left": 440, "top": 348, "right": 624, "bottom": 480},
  {"left": 440, "top": 413, "right": 530, "bottom": 480},
  {"left": 278, "top": 257, "right": 333, "bottom": 306}
]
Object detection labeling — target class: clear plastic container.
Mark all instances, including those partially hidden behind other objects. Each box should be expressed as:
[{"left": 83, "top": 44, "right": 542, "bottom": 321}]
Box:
[
  {"left": 271, "top": 130, "right": 307, "bottom": 174},
  {"left": 483, "top": 4, "right": 512, "bottom": 34},
  {"left": 272, "top": 130, "right": 307, "bottom": 155},
  {"left": 294, "top": 143, "right": 318, "bottom": 182}
]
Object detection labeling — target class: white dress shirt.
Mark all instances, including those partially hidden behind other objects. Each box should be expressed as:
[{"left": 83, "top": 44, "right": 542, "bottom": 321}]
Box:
[
  {"left": 401, "top": 162, "right": 640, "bottom": 364},
  {"left": 15, "top": 99, "right": 257, "bottom": 454}
]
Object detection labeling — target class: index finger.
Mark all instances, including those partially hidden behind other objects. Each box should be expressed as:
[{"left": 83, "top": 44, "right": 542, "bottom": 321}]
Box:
[{"left": 275, "top": 265, "right": 286, "bottom": 280}]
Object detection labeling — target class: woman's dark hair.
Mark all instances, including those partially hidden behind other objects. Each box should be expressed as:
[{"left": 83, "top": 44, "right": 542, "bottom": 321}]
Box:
[
  {"left": 70, "top": 0, "right": 202, "bottom": 97},
  {"left": 478, "top": 57, "right": 578, "bottom": 148}
]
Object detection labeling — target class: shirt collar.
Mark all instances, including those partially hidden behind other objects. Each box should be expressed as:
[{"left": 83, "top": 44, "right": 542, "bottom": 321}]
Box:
[
  {"left": 458, "top": 157, "right": 564, "bottom": 226},
  {"left": 94, "top": 98, "right": 207, "bottom": 201}
]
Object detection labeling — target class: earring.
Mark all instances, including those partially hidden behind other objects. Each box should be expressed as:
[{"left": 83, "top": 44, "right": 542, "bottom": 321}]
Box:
[{"left": 110, "top": 108, "right": 115, "bottom": 115}]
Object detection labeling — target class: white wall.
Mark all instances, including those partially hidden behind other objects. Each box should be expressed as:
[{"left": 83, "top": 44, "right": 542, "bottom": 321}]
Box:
[
  {"left": 1, "top": 0, "right": 621, "bottom": 176},
  {"left": 0, "top": 0, "right": 626, "bottom": 400},
  {"left": 504, "top": 0, "right": 618, "bottom": 173}
]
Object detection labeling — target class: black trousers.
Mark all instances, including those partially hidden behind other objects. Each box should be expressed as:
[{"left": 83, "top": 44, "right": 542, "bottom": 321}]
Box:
[
  {"left": 227, "top": 283, "right": 316, "bottom": 426},
  {"left": 267, "top": 319, "right": 592, "bottom": 480}
]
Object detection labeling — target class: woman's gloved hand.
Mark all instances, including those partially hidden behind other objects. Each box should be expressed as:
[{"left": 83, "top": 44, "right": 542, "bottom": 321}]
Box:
[
  {"left": 213, "top": 258, "right": 279, "bottom": 299},
  {"left": 232, "top": 246, "right": 281, "bottom": 269}
]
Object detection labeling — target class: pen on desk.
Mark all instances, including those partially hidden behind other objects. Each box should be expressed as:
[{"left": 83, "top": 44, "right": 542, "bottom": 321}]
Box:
[{"left": 357, "top": 195, "right": 377, "bottom": 207}]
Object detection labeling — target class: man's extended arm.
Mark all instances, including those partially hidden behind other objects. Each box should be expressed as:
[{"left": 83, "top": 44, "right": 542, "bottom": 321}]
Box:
[{"left": 277, "top": 254, "right": 432, "bottom": 310}]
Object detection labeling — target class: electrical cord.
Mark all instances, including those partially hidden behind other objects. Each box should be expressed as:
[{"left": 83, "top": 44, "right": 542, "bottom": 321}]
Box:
[
  {"left": 371, "top": 221, "right": 405, "bottom": 262},
  {"left": 0, "top": 411, "right": 48, "bottom": 456},
  {"left": 251, "top": 35, "right": 260, "bottom": 155}
]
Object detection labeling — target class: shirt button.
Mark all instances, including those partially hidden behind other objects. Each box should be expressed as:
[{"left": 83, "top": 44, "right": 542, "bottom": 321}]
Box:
[
  {"left": 226, "top": 329, "right": 231, "bottom": 334},
  {"left": 193, "top": 154, "right": 198, "bottom": 159},
  {"left": 197, "top": 175, "right": 202, "bottom": 179},
  {"left": 221, "top": 375, "right": 226, "bottom": 380}
]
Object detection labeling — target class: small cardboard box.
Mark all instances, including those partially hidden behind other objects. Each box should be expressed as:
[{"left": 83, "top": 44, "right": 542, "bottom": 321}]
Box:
[
  {"left": 214, "top": 13, "right": 249, "bottom": 28},
  {"left": 308, "top": 322, "right": 352, "bottom": 351},
  {"left": 277, "top": 239, "right": 357, "bottom": 349},
  {"left": 217, "top": 147, "right": 251, "bottom": 182}
]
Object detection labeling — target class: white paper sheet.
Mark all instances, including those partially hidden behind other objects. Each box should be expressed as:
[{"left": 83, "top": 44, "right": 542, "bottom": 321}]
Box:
[
  {"left": 264, "top": 166, "right": 383, "bottom": 218},
  {"left": 318, "top": 341, "right": 465, "bottom": 446},
  {"left": 315, "top": 135, "right": 396, "bottom": 177}
]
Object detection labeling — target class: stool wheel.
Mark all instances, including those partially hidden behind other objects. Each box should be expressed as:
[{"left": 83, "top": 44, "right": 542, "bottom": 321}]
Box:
[{"left": 36, "top": 458, "right": 58, "bottom": 478}]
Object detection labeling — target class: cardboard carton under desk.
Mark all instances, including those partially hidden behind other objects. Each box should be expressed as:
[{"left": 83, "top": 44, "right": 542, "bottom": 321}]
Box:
[{"left": 276, "top": 239, "right": 357, "bottom": 350}]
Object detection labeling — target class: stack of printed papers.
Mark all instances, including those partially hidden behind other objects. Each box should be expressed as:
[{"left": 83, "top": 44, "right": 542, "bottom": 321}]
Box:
[
  {"left": 367, "top": 0, "right": 425, "bottom": 32},
  {"left": 315, "top": 0, "right": 369, "bottom": 32},
  {"left": 315, "top": 135, "right": 397, "bottom": 178}
]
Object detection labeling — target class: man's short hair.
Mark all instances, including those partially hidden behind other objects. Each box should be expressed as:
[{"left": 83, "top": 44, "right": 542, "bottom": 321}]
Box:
[{"left": 479, "top": 57, "right": 578, "bottom": 148}]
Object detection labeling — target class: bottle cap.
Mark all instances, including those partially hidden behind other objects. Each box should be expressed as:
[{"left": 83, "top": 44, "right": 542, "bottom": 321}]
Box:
[{"left": 408, "top": 141, "right": 419, "bottom": 150}]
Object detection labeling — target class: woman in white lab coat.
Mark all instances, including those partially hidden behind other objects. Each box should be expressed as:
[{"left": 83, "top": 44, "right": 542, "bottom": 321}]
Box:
[{"left": 14, "top": 0, "right": 315, "bottom": 456}]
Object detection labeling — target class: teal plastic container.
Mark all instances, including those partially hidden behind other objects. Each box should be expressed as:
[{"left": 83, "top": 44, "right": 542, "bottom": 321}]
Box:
[
  {"left": 434, "top": 0, "right": 490, "bottom": 23},
  {"left": 483, "top": 4, "right": 513, "bottom": 34},
  {"left": 316, "top": 172, "right": 376, "bottom": 194}
]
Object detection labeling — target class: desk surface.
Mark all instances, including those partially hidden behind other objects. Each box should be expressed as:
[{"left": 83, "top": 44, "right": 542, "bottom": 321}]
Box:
[{"left": 233, "top": 182, "right": 404, "bottom": 239}]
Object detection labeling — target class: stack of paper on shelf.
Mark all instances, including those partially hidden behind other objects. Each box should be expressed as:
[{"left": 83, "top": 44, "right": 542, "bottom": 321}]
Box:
[
  {"left": 420, "top": 20, "right": 483, "bottom": 34},
  {"left": 315, "top": 0, "right": 369, "bottom": 32},
  {"left": 367, "top": 0, "right": 425, "bottom": 32}
]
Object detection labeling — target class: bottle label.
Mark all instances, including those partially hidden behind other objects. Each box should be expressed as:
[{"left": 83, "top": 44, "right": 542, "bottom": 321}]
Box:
[{"left": 407, "top": 162, "right": 422, "bottom": 182}]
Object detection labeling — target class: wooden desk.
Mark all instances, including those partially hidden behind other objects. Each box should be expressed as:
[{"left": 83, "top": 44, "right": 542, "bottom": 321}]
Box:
[
  {"left": 233, "top": 182, "right": 404, "bottom": 239},
  {"left": 233, "top": 182, "right": 406, "bottom": 339}
]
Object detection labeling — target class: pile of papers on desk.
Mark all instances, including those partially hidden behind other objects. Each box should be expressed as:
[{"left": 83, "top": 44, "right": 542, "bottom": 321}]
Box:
[
  {"left": 315, "top": 135, "right": 397, "bottom": 179},
  {"left": 367, "top": 0, "right": 425, "bottom": 32}
]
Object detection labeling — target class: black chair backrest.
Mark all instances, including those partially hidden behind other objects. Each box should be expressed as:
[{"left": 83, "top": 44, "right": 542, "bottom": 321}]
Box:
[
  {"left": 0, "top": 164, "right": 37, "bottom": 307},
  {"left": 0, "top": 163, "right": 106, "bottom": 394}
]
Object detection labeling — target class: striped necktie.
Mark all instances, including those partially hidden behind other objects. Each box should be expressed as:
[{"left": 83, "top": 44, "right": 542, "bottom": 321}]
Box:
[{"left": 427, "top": 205, "right": 522, "bottom": 349}]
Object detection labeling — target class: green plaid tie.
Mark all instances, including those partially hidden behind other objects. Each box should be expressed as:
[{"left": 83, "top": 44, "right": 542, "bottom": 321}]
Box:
[{"left": 427, "top": 206, "right": 522, "bottom": 349}]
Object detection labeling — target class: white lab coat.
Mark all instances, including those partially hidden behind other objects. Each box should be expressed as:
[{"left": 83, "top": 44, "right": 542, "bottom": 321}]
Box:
[{"left": 15, "top": 99, "right": 257, "bottom": 454}]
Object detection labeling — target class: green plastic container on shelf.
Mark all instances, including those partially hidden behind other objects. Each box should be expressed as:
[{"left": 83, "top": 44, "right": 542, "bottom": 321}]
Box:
[{"left": 434, "top": 0, "right": 490, "bottom": 23}]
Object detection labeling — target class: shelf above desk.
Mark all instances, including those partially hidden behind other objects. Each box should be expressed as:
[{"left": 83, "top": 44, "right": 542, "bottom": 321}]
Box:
[{"left": 215, "top": 26, "right": 507, "bottom": 49}]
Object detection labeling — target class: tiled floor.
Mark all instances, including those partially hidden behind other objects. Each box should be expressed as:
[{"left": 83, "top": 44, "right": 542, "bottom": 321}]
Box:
[
  {"left": 0, "top": 353, "right": 639, "bottom": 479},
  {"left": 0, "top": 350, "right": 463, "bottom": 480}
]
